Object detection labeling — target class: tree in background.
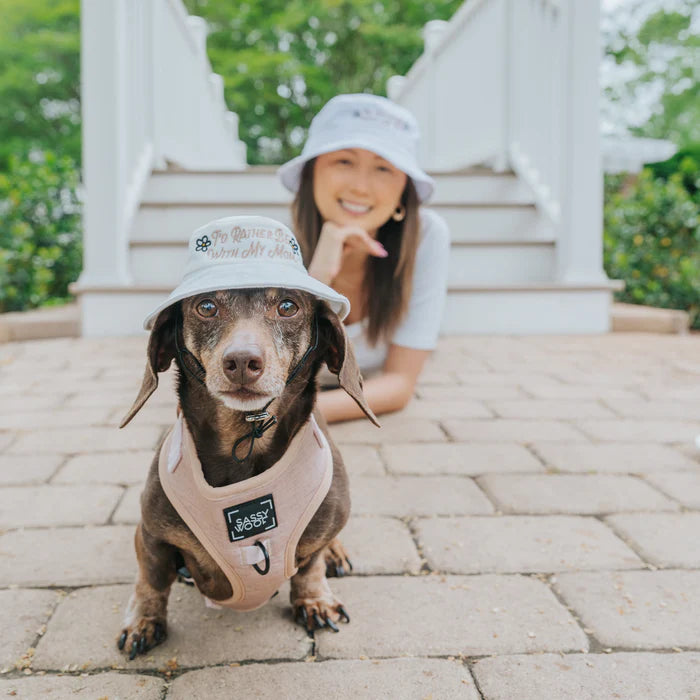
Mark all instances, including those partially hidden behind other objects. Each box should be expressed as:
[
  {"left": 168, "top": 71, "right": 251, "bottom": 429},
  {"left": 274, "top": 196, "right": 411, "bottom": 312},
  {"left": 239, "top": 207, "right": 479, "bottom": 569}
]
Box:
[
  {"left": 0, "top": 0, "right": 80, "bottom": 171},
  {"left": 182, "top": 0, "right": 461, "bottom": 164},
  {"left": 603, "top": 0, "right": 699, "bottom": 146}
]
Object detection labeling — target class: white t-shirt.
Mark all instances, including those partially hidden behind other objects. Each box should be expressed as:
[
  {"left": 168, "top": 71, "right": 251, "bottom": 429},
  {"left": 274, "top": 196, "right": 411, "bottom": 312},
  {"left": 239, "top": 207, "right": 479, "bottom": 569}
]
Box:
[{"left": 321, "top": 208, "right": 450, "bottom": 382}]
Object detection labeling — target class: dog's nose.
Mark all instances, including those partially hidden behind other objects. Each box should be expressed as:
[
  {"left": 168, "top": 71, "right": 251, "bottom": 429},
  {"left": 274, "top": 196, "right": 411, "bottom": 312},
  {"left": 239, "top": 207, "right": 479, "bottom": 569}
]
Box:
[{"left": 222, "top": 345, "right": 265, "bottom": 385}]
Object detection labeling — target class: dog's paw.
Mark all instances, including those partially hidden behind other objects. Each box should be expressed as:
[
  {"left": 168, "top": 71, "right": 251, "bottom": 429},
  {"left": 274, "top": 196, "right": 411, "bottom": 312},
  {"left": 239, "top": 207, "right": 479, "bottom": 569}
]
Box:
[
  {"left": 324, "top": 538, "right": 353, "bottom": 578},
  {"left": 117, "top": 617, "right": 167, "bottom": 660},
  {"left": 293, "top": 595, "right": 350, "bottom": 634}
]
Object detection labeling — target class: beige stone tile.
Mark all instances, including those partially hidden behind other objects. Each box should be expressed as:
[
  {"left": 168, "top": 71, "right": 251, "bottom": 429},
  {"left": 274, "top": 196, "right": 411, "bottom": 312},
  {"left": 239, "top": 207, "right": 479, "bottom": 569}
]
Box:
[
  {"left": 443, "top": 419, "right": 587, "bottom": 443},
  {"left": 0, "top": 432, "right": 15, "bottom": 451},
  {"left": 532, "top": 442, "right": 699, "bottom": 473},
  {"left": 0, "top": 394, "right": 67, "bottom": 413},
  {"left": 487, "top": 400, "right": 616, "bottom": 420},
  {"left": 316, "top": 575, "right": 587, "bottom": 658},
  {"left": 0, "top": 673, "right": 164, "bottom": 698},
  {"left": 518, "top": 383, "right": 643, "bottom": 400},
  {"left": 113, "top": 485, "right": 142, "bottom": 524},
  {"left": 382, "top": 442, "right": 544, "bottom": 475},
  {"left": 170, "top": 658, "right": 478, "bottom": 700},
  {"left": 406, "top": 396, "right": 495, "bottom": 419},
  {"left": 477, "top": 474, "right": 679, "bottom": 515},
  {"left": 576, "top": 419, "right": 700, "bottom": 444},
  {"left": 417, "top": 516, "right": 642, "bottom": 574},
  {"left": 606, "top": 513, "right": 700, "bottom": 568},
  {"left": 351, "top": 476, "right": 493, "bottom": 516},
  {"left": 337, "top": 445, "right": 384, "bottom": 476},
  {"left": 53, "top": 451, "right": 152, "bottom": 485},
  {"left": 418, "top": 384, "right": 528, "bottom": 400},
  {"left": 643, "top": 471, "right": 700, "bottom": 509},
  {"left": 555, "top": 570, "right": 700, "bottom": 649},
  {"left": 0, "top": 454, "right": 63, "bottom": 485},
  {"left": 330, "top": 416, "right": 445, "bottom": 444},
  {"left": 473, "top": 652, "right": 700, "bottom": 700},
  {"left": 33, "top": 583, "right": 311, "bottom": 670},
  {"left": 0, "top": 589, "right": 59, "bottom": 670},
  {"left": 0, "top": 526, "right": 136, "bottom": 587},
  {"left": 0, "top": 484, "right": 123, "bottom": 528},
  {"left": 8, "top": 425, "right": 163, "bottom": 454},
  {"left": 337, "top": 517, "right": 421, "bottom": 574},
  {"left": 602, "top": 398, "right": 700, "bottom": 420},
  {"left": 0, "top": 407, "right": 113, "bottom": 431}
]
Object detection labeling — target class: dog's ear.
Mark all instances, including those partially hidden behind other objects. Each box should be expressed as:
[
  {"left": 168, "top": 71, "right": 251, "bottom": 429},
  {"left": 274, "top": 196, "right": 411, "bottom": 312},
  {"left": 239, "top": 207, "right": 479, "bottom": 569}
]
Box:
[
  {"left": 318, "top": 303, "right": 380, "bottom": 427},
  {"left": 120, "top": 306, "right": 177, "bottom": 428}
]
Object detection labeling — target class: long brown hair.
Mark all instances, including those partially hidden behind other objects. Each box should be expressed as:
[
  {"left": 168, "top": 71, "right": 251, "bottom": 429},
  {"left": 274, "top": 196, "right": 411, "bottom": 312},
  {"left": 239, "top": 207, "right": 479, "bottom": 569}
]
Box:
[{"left": 292, "top": 159, "right": 420, "bottom": 346}]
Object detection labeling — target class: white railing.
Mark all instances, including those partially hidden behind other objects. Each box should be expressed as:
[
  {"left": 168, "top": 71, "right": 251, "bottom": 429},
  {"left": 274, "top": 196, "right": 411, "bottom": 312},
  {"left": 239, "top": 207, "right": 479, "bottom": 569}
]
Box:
[
  {"left": 389, "top": 0, "right": 607, "bottom": 284},
  {"left": 78, "top": 0, "right": 246, "bottom": 288}
]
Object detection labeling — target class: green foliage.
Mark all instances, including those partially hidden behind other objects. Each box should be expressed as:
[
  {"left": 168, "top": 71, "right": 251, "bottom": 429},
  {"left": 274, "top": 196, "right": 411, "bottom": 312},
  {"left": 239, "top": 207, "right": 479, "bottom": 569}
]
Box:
[
  {"left": 603, "top": 2, "right": 700, "bottom": 146},
  {"left": 646, "top": 143, "right": 700, "bottom": 196},
  {"left": 182, "top": 0, "right": 462, "bottom": 163},
  {"left": 0, "top": 152, "right": 82, "bottom": 312},
  {"left": 0, "top": 0, "right": 81, "bottom": 171},
  {"left": 604, "top": 165, "right": 700, "bottom": 329}
]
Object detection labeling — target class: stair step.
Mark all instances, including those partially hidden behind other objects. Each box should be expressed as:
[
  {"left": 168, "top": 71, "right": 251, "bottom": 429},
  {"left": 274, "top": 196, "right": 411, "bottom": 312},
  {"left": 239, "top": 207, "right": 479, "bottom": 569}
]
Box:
[
  {"left": 132, "top": 202, "right": 550, "bottom": 244},
  {"left": 128, "top": 239, "right": 556, "bottom": 286},
  {"left": 73, "top": 282, "right": 618, "bottom": 336},
  {"left": 142, "top": 168, "right": 536, "bottom": 206}
]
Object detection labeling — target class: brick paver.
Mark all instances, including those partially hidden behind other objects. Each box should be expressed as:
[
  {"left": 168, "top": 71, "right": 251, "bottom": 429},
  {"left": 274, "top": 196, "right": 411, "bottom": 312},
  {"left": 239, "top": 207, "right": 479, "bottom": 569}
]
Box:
[
  {"left": 477, "top": 474, "right": 679, "bottom": 514},
  {"left": 473, "top": 652, "right": 700, "bottom": 700},
  {"left": 169, "top": 658, "right": 478, "bottom": 699},
  {"left": 606, "top": 513, "right": 700, "bottom": 568},
  {"left": 1, "top": 332, "right": 699, "bottom": 695},
  {"left": 555, "top": 570, "right": 700, "bottom": 649},
  {"left": 416, "top": 516, "right": 642, "bottom": 573}
]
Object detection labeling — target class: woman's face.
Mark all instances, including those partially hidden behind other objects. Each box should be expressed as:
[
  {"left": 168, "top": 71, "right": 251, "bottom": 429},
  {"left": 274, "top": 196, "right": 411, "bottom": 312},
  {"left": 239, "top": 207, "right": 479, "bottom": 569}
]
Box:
[{"left": 312, "top": 148, "right": 408, "bottom": 234}]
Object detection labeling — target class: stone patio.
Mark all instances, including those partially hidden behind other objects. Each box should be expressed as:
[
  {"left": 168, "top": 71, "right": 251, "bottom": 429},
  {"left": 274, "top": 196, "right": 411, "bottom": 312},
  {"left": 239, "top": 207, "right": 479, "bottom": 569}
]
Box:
[{"left": 1, "top": 332, "right": 699, "bottom": 699}]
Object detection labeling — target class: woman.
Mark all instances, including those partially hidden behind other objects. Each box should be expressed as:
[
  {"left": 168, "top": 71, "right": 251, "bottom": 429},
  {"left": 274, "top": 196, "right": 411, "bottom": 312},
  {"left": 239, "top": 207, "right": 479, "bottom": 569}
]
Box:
[{"left": 278, "top": 94, "right": 450, "bottom": 422}]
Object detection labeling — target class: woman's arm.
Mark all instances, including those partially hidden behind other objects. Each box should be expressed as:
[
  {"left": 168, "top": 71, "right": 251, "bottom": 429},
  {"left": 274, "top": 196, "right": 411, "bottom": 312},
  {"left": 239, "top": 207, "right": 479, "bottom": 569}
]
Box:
[{"left": 317, "top": 344, "right": 431, "bottom": 423}]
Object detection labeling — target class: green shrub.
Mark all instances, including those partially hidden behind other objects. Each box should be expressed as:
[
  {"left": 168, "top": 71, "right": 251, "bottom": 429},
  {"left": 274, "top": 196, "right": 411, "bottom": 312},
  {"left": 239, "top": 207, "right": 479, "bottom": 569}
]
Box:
[
  {"left": 0, "top": 151, "right": 82, "bottom": 313},
  {"left": 604, "top": 167, "right": 700, "bottom": 329}
]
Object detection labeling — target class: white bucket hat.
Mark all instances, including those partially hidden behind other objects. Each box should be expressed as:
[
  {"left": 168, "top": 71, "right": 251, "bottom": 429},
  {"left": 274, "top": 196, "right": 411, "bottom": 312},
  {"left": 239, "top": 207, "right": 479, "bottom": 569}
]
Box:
[
  {"left": 277, "top": 93, "right": 434, "bottom": 202},
  {"left": 143, "top": 216, "right": 350, "bottom": 330}
]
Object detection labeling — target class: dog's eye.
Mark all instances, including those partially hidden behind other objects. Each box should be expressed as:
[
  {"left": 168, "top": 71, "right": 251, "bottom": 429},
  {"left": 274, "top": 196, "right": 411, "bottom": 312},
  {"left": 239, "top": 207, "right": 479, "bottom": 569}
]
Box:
[
  {"left": 196, "top": 299, "right": 218, "bottom": 318},
  {"left": 277, "top": 299, "right": 298, "bottom": 317}
]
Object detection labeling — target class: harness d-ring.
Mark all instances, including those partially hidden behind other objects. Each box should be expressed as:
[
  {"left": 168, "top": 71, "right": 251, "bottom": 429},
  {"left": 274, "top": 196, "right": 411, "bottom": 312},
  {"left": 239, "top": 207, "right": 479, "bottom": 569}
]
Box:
[{"left": 252, "top": 540, "right": 270, "bottom": 576}]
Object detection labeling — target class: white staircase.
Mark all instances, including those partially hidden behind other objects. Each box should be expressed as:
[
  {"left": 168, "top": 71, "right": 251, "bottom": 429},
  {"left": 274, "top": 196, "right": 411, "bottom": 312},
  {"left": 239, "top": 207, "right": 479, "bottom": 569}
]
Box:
[{"left": 75, "top": 0, "right": 618, "bottom": 336}]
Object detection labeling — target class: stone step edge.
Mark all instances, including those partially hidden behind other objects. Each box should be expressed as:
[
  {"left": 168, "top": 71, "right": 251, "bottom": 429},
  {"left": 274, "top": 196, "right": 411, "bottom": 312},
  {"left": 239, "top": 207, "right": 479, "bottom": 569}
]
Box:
[
  {"left": 0, "top": 303, "right": 79, "bottom": 343},
  {"left": 70, "top": 281, "right": 622, "bottom": 295},
  {"left": 611, "top": 302, "right": 690, "bottom": 335}
]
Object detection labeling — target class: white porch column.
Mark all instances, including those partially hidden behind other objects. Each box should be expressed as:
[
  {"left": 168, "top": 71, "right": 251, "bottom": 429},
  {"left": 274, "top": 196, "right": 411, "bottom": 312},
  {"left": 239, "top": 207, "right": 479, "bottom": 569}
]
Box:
[
  {"left": 78, "top": 0, "right": 131, "bottom": 287},
  {"left": 557, "top": 0, "right": 607, "bottom": 283}
]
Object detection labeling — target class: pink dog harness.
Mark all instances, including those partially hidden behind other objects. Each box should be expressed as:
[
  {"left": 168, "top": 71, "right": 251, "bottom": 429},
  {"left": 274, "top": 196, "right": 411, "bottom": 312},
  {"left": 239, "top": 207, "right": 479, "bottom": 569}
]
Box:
[{"left": 158, "top": 413, "right": 333, "bottom": 611}]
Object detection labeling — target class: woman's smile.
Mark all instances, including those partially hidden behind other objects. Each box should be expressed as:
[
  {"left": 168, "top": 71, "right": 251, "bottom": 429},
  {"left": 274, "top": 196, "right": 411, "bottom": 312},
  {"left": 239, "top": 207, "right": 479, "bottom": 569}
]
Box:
[{"left": 338, "top": 199, "right": 372, "bottom": 215}]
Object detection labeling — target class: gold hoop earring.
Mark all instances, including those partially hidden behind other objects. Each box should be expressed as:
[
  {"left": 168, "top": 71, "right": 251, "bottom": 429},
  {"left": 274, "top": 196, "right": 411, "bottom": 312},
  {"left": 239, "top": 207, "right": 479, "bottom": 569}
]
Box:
[{"left": 392, "top": 204, "right": 406, "bottom": 222}]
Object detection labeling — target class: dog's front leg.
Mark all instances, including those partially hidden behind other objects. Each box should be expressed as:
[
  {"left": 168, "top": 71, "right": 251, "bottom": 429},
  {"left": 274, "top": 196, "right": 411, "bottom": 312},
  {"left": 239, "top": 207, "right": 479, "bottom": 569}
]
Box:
[
  {"left": 118, "top": 523, "right": 176, "bottom": 659},
  {"left": 291, "top": 548, "right": 350, "bottom": 633}
]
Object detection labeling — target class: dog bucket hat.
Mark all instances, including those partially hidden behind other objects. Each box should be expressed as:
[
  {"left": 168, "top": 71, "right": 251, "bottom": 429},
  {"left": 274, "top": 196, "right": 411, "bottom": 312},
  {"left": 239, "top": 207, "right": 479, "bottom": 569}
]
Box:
[
  {"left": 143, "top": 216, "right": 350, "bottom": 329},
  {"left": 277, "top": 93, "right": 435, "bottom": 202}
]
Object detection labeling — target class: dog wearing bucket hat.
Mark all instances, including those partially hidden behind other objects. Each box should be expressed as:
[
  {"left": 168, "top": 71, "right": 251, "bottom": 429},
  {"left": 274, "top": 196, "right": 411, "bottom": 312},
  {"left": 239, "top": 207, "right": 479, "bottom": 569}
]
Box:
[{"left": 117, "top": 215, "right": 378, "bottom": 659}]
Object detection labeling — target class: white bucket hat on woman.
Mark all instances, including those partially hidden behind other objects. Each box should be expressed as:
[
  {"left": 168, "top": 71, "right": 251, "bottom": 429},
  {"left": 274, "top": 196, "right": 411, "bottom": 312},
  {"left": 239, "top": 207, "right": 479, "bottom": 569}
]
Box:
[
  {"left": 277, "top": 93, "right": 434, "bottom": 202},
  {"left": 143, "top": 216, "right": 350, "bottom": 329}
]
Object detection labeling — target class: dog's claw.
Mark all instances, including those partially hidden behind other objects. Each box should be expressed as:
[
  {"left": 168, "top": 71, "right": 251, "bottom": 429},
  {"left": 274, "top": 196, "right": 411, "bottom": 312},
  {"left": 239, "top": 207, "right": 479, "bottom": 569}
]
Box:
[
  {"left": 129, "top": 640, "right": 138, "bottom": 660},
  {"left": 118, "top": 631, "right": 127, "bottom": 650},
  {"left": 346, "top": 558, "right": 353, "bottom": 572},
  {"left": 326, "top": 617, "right": 339, "bottom": 632},
  {"left": 138, "top": 635, "right": 147, "bottom": 654},
  {"left": 338, "top": 605, "right": 350, "bottom": 623},
  {"left": 154, "top": 623, "right": 165, "bottom": 643},
  {"left": 313, "top": 613, "right": 324, "bottom": 629},
  {"left": 336, "top": 564, "right": 345, "bottom": 578}
]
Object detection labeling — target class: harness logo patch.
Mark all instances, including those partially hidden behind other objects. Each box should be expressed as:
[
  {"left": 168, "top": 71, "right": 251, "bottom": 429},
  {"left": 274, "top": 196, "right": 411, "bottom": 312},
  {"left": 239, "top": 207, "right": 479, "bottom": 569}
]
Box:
[{"left": 223, "top": 495, "right": 277, "bottom": 542}]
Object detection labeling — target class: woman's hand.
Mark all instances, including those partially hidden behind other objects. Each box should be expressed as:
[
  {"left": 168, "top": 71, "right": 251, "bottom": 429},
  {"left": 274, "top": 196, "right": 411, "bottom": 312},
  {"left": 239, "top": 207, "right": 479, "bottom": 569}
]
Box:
[{"left": 307, "top": 222, "right": 388, "bottom": 285}]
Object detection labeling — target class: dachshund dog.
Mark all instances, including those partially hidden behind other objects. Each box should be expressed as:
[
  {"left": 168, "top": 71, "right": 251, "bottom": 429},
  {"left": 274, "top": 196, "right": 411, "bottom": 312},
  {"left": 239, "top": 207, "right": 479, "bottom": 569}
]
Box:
[{"left": 117, "top": 287, "right": 377, "bottom": 659}]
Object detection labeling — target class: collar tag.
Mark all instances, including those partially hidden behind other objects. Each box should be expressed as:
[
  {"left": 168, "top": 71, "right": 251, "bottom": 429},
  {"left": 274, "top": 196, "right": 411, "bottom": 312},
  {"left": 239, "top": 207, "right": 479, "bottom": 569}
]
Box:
[
  {"left": 223, "top": 494, "right": 278, "bottom": 542},
  {"left": 245, "top": 411, "right": 271, "bottom": 423}
]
